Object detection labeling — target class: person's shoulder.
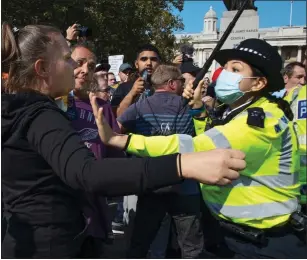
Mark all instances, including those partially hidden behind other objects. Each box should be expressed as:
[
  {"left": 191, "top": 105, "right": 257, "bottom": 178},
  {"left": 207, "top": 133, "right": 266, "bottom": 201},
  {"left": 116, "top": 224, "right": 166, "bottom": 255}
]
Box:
[
  {"left": 117, "top": 81, "right": 134, "bottom": 91},
  {"left": 232, "top": 98, "right": 284, "bottom": 131}
]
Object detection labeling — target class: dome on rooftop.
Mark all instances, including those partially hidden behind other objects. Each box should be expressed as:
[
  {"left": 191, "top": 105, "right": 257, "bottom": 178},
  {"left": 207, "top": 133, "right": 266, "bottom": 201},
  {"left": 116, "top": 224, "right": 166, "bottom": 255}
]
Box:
[{"left": 205, "top": 6, "right": 217, "bottom": 19}]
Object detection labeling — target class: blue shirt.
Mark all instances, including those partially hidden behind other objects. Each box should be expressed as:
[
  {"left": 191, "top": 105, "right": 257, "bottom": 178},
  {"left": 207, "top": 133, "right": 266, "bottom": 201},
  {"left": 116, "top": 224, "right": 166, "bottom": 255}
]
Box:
[
  {"left": 272, "top": 89, "right": 286, "bottom": 98},
  {"left": 118, "top": 92, "right": 199, "bottom": 195}
]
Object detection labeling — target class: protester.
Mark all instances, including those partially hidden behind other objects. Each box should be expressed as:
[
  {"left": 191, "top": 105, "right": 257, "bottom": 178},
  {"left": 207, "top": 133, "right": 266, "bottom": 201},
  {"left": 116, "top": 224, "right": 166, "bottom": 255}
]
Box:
[
  {"left": 91, "top": 39, "right": 307, "bottom": 258},
  {"left": 108, "top": 72, "right": 117, "bottom": 87},
  {"left": 95, "top": 62, "right": 111, "bottom": 81},
  {"left": 117, "top": 64, "right": 204, "bottom": 258},
  {"left": 179, "top": 58, "right": 201, "bottom": 85},
  {"left": 1, "top": 23, "right": 246, "bottom": 258},
  {"left": 111, "top": 44, "right": 161, "bottom": 117},
  {"left": 118, "top": 63, "right": 133, "bottom": 84},
  {"left": 91, "top": 77, "right": 111, "bottom": 102},
  {"left": 202, "top": 67, "right": 223, "bottom": 112}
]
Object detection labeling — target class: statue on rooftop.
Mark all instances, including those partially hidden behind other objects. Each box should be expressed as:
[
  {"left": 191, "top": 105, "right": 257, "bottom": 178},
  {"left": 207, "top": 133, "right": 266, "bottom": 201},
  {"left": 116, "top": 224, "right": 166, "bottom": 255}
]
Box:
[{"left": 223, "top": 0, "right": 257, "bottom": 11}]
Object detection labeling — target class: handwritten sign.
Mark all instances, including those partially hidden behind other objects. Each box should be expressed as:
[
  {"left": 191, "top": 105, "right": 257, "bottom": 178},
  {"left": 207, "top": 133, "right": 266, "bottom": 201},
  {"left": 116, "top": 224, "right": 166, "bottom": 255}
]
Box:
[{"left": 108, "top": 55, "right": 124, "bottom": 81}]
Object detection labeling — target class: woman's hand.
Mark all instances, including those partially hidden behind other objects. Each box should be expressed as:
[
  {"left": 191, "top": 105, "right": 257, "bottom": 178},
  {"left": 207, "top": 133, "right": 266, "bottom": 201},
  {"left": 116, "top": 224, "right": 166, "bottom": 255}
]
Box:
[
  {"left": 183, "top": 79, "right": 207, "bottom": 109},
  {"left": 179, "top": 149, "right": 246, "bottom": 185},
  {"left": 89, "top": 93, "right": 128, "bottom": 149},
  {"left": 172, "top": 54, "right": 183, "bottom": 65},
  {"left": 66, "top": 24, "right": 79, "bottom": 41}
]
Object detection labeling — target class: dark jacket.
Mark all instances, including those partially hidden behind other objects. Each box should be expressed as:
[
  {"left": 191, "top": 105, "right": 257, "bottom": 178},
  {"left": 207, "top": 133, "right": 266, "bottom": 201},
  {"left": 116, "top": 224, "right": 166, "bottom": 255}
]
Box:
[{"left": 1, "top": 90, "right": 181, "bottom": 258}]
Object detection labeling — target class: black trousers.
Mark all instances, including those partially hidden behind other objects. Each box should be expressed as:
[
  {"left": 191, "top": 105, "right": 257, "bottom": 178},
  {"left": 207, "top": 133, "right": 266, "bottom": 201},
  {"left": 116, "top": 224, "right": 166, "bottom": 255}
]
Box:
[
  {"left": 1, "top": 214, "right": 85, "bottom": 258},
  {"left": 127, "top": 193, "right": 204, "bottom": 259},
  {"left": 223, "top": 230, "right": 307, "bottom": 258},
  {"left": 202, "top": 214, "right": 307, "bottom": 259}
]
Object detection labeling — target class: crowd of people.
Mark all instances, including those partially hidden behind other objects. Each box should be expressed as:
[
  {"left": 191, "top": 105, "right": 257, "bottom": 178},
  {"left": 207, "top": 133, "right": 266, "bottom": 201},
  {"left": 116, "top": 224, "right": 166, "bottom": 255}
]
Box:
[{"left": 1, "top": 21, "right": 306, "bottom": 259}]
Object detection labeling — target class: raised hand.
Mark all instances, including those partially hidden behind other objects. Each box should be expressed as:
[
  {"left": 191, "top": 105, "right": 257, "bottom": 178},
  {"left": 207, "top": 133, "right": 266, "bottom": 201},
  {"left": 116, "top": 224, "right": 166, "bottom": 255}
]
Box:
[
  {"left": 89, "top": 93, "right": 128, "bottom": 149},
  {"left": 183, "top": 79, "right": 207, "bottom": 109}
]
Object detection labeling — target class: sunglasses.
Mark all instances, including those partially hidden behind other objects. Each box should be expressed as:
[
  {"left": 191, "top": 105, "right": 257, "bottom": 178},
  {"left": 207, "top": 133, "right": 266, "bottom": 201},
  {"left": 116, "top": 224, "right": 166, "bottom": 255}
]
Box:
[
  {"left": 139, "top": 57, "right": 160, "bottom": 62},
  {"left": 164, "top": 77, "right": 185, "bottom": 84},
  {"left": 175, "top": 77, "right": 185, "bottom": 84}
]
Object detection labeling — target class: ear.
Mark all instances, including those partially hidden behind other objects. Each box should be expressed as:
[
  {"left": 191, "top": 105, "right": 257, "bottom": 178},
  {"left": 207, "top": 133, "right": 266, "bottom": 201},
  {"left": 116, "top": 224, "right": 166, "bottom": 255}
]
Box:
[
  {"left": 283, "top": 75, "right": 289, "bottom": 84},
  {"left": 168, "top": 79, "right": 176, "bottom": 91},
  {"left": 134, "top": 60, "right": 138, "bottom": 70},
  {"left": 251, "top": 77, "right": 267, "bottom": 92},
  {"left": 34, "top": 59, "right": 49, "bottom": 78}
]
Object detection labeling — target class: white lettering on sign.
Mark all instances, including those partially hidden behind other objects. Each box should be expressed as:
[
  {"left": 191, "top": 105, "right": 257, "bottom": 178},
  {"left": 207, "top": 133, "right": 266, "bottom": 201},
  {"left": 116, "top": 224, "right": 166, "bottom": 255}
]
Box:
[
  {"left": 298, "top": 100, "right": 307, "bottom": 119},
  {"left": 219, "top": 10, "right": 259, "bottom": 49}
]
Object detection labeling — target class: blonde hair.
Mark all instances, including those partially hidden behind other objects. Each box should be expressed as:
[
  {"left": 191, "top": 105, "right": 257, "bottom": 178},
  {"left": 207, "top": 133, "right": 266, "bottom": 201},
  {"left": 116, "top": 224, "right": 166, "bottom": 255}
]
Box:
[
  {"left": 2, "top": 22, "right": 61, "bottom": 93},
  {"left": 151, "top": 64, "right": 182, "bottom": 88}
]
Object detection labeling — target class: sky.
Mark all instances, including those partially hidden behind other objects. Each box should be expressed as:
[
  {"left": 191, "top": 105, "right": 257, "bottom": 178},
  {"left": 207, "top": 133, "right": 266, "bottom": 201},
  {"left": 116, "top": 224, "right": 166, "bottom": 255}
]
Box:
[{"left": 173, "top": 0, "right": 307, "bottom": 34}]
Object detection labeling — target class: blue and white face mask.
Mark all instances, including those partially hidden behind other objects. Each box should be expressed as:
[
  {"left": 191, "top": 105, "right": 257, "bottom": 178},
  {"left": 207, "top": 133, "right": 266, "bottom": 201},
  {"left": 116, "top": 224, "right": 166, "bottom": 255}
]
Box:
[{"left": 215, "top": 69, "right": 257, "bottom": 105}]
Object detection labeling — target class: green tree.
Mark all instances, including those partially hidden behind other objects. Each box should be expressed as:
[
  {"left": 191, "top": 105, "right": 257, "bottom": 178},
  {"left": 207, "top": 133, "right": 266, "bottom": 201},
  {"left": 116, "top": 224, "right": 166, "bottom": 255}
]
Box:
[{"left": 2, "top": 0, "right": 184, "bottom": 63}]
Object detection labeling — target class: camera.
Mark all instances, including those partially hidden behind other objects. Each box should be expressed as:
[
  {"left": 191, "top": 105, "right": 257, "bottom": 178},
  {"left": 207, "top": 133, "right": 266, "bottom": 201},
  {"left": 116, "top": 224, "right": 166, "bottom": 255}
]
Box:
[
  {"left": 76, "top": 24, "right": 92, "bottom": 37},
  {"left": 182, "top": 52, "right": 190, "bottom": 62}
]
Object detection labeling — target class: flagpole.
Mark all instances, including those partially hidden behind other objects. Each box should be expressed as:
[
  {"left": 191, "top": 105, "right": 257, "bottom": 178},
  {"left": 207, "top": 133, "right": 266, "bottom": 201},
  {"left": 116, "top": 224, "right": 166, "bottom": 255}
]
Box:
[{"left": 290, "top": 1, "right": 293, "bottom": 27}]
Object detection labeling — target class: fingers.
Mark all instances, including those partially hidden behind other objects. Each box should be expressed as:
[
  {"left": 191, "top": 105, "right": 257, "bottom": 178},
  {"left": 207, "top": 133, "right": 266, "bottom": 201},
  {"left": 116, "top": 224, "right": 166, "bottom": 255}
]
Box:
[
  {"left": 89, "top": 93, "right": 99, "bottom": 118},
  {"left": 228, "top": 149, "right": 246, "bottom": 160},
  {"left": 182, "top": 88, "right": 194, "bottom": 99},
  {"left": 136, "top": 77, "right": 144, "bottom": 83},
  {"left": 227, "top": 158, "right": 246, "bottom": 171},
  {"left": 197, "top": 79, "right": 205, "bottom": 90},
  {"left": 224, "top": 169, "right": 240, "bottom": 180},
  {"left": 97, "top": 107, "right": 104, "bottom": 125},
  {"left": 216, "top": 178, "right": 232, "bottom": 186}
]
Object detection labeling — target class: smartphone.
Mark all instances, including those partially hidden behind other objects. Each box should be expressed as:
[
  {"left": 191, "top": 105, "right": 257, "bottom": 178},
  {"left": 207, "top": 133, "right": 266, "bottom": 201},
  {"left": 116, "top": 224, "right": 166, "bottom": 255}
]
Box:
[{"left": 141, "top": 69, "right": 148, "bottom": 82}]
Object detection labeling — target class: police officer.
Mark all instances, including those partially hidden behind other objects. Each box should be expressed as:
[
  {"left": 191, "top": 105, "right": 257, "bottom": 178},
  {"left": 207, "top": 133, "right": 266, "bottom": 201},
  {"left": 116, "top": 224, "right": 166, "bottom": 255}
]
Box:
[
  {"left": 285, "top": 85, "right": 307, "bottom": 211},
  {"left": 93, "top": 39, "right": 307, "bottom": 258}
]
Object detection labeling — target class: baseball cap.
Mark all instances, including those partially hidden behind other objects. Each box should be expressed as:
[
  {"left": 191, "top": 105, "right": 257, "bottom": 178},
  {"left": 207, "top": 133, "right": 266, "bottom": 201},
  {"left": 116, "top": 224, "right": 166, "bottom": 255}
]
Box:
[{"left": 119, "top": 63, "right": 133, "bottom": 72}]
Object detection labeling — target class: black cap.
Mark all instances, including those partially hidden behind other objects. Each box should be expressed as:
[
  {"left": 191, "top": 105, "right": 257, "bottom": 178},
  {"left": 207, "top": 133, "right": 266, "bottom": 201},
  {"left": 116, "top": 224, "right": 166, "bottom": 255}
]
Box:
[{"left": 95, "top": 63, "right": 111, "bottom": 73}]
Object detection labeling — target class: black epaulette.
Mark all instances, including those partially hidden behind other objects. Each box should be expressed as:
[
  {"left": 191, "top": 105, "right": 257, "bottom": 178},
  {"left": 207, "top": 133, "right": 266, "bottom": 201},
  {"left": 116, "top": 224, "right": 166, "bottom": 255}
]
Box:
[{"left": 246, "top": 107, "right": 266, "bottom": 128}]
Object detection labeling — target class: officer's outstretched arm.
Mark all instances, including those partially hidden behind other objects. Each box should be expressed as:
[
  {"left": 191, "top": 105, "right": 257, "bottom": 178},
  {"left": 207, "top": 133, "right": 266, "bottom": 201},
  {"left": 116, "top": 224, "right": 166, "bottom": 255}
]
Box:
[{"left": 127, "top": 134, "right": 182, "bottom": 157}]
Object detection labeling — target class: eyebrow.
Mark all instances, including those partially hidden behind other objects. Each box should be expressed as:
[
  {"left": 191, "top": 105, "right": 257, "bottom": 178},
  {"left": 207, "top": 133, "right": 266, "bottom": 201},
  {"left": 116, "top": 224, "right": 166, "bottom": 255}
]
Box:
[{"left": 139, "top": 56, "right": 159, "bottom": 58}]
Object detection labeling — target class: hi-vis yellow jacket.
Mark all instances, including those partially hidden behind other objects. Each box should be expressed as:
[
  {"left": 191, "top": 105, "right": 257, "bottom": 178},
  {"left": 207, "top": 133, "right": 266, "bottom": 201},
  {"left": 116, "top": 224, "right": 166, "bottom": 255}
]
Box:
[
  {"left": 285, "top": 85, "right": 307, "bottom": 204},
  {"left": 126, "top": 97, "right": 300, "bottom": 229}
]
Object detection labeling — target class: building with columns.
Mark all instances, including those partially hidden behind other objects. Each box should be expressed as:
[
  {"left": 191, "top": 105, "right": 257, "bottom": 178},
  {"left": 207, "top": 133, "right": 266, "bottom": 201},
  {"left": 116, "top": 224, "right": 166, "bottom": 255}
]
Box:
[{"left": 176, "top": 6, "right": 306, "bottom": 78}]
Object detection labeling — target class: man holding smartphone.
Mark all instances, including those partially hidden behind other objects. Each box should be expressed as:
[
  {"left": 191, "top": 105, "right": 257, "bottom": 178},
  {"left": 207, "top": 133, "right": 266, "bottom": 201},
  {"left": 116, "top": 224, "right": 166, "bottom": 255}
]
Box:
[{"left": 111, "top": 44, "right": 161, "bottom": 117}]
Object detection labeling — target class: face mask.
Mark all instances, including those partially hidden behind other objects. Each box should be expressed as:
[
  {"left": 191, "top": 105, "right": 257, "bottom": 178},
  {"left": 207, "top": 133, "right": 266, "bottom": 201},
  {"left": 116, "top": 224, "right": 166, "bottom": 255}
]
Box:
[{"left": 215, "top": 69, "right": 257, "bottom": 105}]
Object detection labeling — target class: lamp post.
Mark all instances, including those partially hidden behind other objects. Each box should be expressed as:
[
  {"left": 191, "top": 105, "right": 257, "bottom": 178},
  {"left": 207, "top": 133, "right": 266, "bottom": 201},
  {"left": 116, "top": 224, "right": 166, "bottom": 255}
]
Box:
[{"left": 290, "top": 1, "right": 293, "bottom": 27}]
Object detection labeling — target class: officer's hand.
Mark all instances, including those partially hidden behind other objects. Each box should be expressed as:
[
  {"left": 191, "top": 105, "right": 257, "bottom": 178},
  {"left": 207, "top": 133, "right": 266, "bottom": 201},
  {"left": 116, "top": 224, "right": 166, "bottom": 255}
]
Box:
[
  {"left": 129, "top": 77, "right": 145, "bottom": 97},
  {"left": 180, "top": 149, "right": 246, "bottom": 185},
  {"left": 183, "top": 79, "right": 207, "bottom": 109},
  {"left": 90, "top": 93, "right": 128, "bottom": 149}
]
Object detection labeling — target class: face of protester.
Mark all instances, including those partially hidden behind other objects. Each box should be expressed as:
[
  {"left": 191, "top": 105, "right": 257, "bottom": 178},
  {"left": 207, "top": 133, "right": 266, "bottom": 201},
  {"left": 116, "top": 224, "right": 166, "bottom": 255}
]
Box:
[
  {"left": 95, "top": 78, "right": 110, "bottom": 101},
  {"left": 135, "top": 51, "right": 160, "bottom": 75},
  {"left": 72, "top": 46, "right": 96, "bottom": 91},
  {"left": 37, "top": 33, "right": 77, "bottom": 98},
  {"left": 95, "top": 70, "right": 108, "bottom": 81},
  {"left": 108, "top": 74, "right": 116, "bottom": 86},
  {"left": 284, "top": 65, "right": 306, "bottom": 90},
  {"left": 118, "top": 69, "right": 132, "bottom": 83}
]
